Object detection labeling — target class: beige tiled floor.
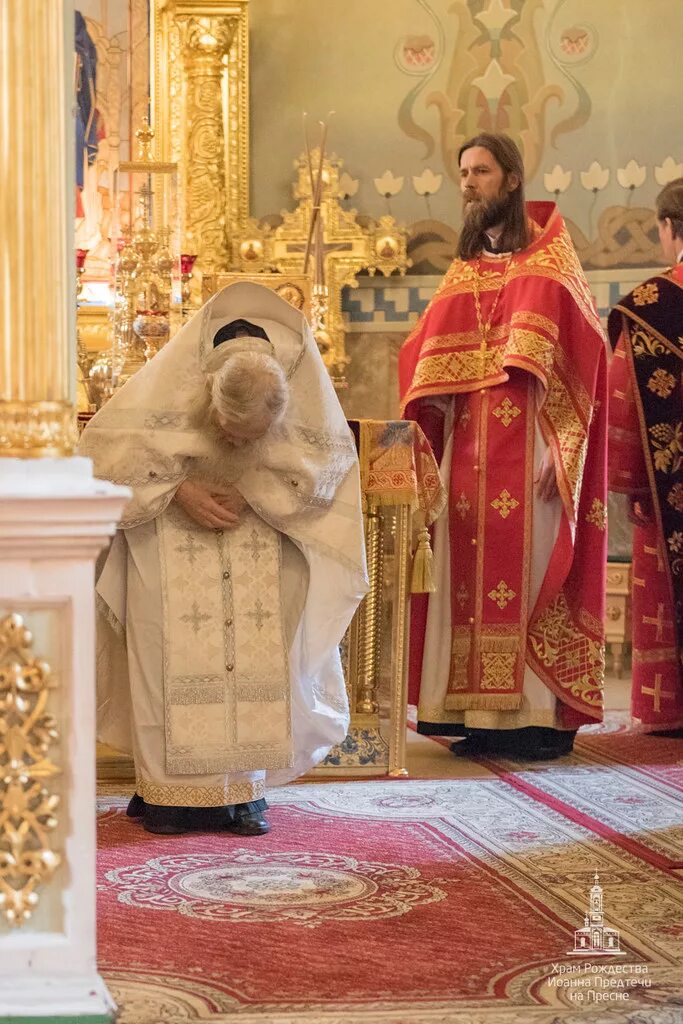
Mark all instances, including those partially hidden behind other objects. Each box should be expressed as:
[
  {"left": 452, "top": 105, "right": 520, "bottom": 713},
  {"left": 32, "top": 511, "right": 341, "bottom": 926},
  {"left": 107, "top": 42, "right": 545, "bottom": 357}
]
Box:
[
  {"left": 97, "top": 671, "right": 633, "bottom": 784},
  {"left": 603, "top": 670, "right": 631, "bottom": 710}
]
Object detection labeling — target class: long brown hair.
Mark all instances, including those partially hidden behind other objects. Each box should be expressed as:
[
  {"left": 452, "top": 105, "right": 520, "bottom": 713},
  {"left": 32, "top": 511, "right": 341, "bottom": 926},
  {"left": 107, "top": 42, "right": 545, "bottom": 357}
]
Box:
[
  {"left": 456, "top": 132, "right": 530, "bottom": 260},
  {"left": 656, "top": 177, "right": 683, "bottom": 240}
]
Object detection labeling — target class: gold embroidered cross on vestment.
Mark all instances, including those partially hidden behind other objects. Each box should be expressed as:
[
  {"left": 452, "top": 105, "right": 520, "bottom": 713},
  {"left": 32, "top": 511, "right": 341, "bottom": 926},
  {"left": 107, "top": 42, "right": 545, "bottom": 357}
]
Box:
[
  {"left": 487, "top": 580, "right": 516, "bottom": 610},
  {"left": 491, "top": 489, "right": 519, "bottom": 519},
  {"left": 492, "top": 397, "right": 521, "bottom": 427}
]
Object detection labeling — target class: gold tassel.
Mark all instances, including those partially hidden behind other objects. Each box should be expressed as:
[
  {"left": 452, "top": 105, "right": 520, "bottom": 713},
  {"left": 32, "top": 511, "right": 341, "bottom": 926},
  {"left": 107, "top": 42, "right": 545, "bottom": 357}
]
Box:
[{"left": 411, "top": 526, "right": 437, "bottom": 594}]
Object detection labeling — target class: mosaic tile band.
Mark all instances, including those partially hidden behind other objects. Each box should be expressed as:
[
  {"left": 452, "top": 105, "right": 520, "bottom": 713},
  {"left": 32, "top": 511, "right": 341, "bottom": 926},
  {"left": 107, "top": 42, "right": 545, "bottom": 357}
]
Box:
[{"left": 342, "top": 269, "right": 662, "bottom": 332}]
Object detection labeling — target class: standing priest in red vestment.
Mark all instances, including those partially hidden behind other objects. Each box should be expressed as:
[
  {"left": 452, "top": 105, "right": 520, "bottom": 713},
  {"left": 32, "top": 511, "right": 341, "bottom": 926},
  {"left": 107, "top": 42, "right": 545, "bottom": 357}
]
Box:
[
  {"left": 608, "top": 178, "right": 683, "bottom": 734},
  {"left": 399, "top": 132, "right": 607, "bottom": 760}
]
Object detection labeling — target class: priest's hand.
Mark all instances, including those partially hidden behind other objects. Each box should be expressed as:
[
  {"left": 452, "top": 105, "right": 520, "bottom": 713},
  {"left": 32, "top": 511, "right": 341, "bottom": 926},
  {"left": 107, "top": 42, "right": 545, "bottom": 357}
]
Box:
[
  {"left": 175, "top": 480, "right": 240, "bottom": 529},
  {"left": 534, "top": 449, "right": 559, "bottom": 502},
  {"left": 627, "top": 494, "right": 653, "bottom": 527},
  {"left": 211, "top": 485, "right": 246, "bottom": 517}
]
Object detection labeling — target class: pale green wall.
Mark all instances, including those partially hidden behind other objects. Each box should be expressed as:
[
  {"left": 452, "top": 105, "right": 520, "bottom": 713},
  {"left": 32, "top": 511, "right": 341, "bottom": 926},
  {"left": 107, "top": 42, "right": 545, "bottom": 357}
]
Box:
[{"left": 249, "top": 0, "right": 683, "bottom": 242}]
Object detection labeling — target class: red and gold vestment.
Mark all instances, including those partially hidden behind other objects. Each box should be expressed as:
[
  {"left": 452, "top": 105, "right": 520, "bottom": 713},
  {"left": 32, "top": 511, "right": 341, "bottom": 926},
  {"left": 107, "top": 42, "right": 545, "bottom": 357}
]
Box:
[{"left": 399, "top": 202, "right": 607, "bottom": 730}]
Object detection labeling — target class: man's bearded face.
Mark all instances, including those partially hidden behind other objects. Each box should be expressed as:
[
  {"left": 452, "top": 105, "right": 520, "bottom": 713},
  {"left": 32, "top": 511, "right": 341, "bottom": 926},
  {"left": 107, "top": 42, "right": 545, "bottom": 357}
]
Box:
[
  {"left": 462, "top": 190, "right": 512, "bottom": 234},
  {"left": 460, "top": 145, "right": 513, "bottom": 229}
]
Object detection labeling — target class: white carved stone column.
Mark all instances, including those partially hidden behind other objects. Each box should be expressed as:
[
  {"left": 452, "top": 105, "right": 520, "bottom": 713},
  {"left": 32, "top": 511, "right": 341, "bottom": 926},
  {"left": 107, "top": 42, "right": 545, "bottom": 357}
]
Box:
[
  {"left": 0, "top": 1, "right": 130, "bottom": 1020},
  {"left": 0, "top": 462, "right": 128, "bottom": 1021}
]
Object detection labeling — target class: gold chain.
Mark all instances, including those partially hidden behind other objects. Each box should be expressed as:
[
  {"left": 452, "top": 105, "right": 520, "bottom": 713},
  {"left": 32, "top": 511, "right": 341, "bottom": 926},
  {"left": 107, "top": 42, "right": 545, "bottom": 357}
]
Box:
[{"left": 472, "top": 254, "right": 514, "bottom": 347}]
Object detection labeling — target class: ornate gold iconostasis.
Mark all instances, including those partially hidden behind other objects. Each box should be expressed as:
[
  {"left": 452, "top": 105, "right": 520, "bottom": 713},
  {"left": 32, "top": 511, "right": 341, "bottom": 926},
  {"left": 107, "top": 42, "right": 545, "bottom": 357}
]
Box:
[
  {"left": 76, "top": 0, "right": 250, "bottom": 400},
  {"left": 76, "top": 0, "right": 409, "bottom": 393},
  {"left": 77, "top": 0, "right": 680, "bottom": 417}
]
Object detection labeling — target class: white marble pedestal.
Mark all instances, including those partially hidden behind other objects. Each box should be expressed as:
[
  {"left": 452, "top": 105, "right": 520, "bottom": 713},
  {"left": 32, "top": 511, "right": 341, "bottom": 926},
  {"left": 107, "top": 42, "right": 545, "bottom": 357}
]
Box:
[{"left": 0, "top": 458, "right": 129, "bottom": 1022}]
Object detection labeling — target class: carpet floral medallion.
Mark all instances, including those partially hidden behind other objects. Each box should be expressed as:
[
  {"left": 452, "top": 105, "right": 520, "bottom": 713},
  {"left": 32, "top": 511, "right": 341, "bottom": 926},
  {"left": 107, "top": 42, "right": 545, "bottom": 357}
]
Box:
[
  {"left": 97, "top": 732, "right": 683, "bottom": 1024},
  {"left": 104, "top": 849, "right": 446, "bottom": 925}
]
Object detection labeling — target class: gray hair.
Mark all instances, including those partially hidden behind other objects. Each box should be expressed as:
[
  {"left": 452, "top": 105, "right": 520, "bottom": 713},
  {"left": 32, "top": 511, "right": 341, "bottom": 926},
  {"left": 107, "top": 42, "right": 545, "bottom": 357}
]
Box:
[{"left": 210, "top": 351, "right": 289, "bottom": 427}]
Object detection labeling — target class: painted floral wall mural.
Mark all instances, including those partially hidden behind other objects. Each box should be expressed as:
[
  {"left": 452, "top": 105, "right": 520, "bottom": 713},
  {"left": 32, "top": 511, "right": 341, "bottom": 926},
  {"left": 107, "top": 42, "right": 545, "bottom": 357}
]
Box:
[{"left": 249, "top": 0, "right": 683, "bottom": 273}]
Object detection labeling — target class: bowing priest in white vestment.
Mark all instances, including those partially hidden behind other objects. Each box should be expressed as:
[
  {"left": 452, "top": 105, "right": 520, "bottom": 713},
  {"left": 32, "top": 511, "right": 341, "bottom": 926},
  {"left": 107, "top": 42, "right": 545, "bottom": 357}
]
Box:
[{"left": 81, "top": 282, "right": 368, "bottom": 835}]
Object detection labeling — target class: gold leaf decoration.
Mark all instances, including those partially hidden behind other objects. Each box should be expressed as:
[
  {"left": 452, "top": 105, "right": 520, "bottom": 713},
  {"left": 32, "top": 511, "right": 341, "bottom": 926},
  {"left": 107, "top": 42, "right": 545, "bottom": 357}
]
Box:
[
  {"left": 649, "top": 422, "right": 683, "bottom": 475},
  {"left": 585, "top": 497, "right": 608, "bottom": 531},
  {"left": 0, "top": 614, "right": 61, "bottom": 927}
]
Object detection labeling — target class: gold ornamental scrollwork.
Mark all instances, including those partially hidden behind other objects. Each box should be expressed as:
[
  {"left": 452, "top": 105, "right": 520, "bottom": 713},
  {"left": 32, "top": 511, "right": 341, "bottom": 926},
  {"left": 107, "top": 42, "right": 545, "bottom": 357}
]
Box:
[
  {"left": 0, "top": 402, "right": 78, "bottom": 460},
  {"left": 181, "top": 16, "right": 236, "bottom": 272},
  {"left": 183, "top": 13, "right": 234, "bottom": 53},
  {"left": 0, "top": 614, "right": 61, "bottom": 926},
  {"left": 152, "top": 1, "right": 249, "bottom": 274}
]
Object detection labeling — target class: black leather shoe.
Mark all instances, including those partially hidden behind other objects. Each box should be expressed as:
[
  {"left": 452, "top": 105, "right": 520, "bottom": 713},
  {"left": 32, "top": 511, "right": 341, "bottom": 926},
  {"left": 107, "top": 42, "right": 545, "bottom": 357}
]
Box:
[
  {"left": 506, "top": 727, "right": 577, "bottom": 760},
  {"left": 142, "top": 805, "right": 188, "bottom": 835},
  {"left": 450, "top": 735, "right": 491, "bottom": 757},
  {"left": 227, "top": 804, "right": 270, "bottom": 836},
  {"left": 126, "top": 793, "right": 146, "bottom": 818}
]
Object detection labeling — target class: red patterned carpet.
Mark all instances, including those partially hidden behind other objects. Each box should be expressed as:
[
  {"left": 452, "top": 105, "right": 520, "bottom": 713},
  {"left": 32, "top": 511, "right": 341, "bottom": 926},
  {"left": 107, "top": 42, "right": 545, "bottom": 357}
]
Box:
[
  {"left": 98, "top": 731, "right": 683, "bottom": 1024},
  {"left": 577, "top": 731, "right": 683, "bottom": 794},
  {"left": 474, "top": 738, "right": 683, "bottom": 871}
]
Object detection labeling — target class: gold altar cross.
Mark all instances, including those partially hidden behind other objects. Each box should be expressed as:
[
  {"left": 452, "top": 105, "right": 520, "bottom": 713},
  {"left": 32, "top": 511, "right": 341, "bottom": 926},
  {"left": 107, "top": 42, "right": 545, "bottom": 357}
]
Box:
[
  {"left": 641, "top": 673, "right": 676, "bottom": 712},
  {"left": 231, "top": 149, "right": 409, "bottom": 384},
  {"left": 641, "top": 603, "right": 669, "bottom": 641}
]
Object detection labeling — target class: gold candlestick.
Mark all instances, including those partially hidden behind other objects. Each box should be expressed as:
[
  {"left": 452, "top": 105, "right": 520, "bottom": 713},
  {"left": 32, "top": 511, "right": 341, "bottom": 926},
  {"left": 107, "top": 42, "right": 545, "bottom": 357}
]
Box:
[{"left": 180, "top": 253, "right": 198, "bottom": 320}]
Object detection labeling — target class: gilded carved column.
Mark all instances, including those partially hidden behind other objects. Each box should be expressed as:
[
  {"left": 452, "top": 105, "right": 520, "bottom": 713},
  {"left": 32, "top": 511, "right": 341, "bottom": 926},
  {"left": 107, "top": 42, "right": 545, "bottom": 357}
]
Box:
[
  {"left": 151, "top": 0, "right": 250, "bottom": 284},
  {"left": 0, "top": 0, "right": 77, "bottom": 458},
  {"left": 181, "top": 17, "right": 236, "bottom": 272}
]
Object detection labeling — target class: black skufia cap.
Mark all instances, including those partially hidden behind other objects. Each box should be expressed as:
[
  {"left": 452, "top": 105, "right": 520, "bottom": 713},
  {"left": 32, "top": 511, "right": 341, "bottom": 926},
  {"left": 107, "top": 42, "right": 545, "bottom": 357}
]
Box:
[{"left": 212, "top": 319, "right": 270, "bottom": 348}]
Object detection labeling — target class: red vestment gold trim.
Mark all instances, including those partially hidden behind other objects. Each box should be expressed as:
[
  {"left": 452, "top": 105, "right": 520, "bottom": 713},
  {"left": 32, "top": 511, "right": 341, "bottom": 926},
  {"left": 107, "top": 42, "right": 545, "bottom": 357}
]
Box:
[{"left": 400, "top": 201, "right": 607, "bottom": 722}]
